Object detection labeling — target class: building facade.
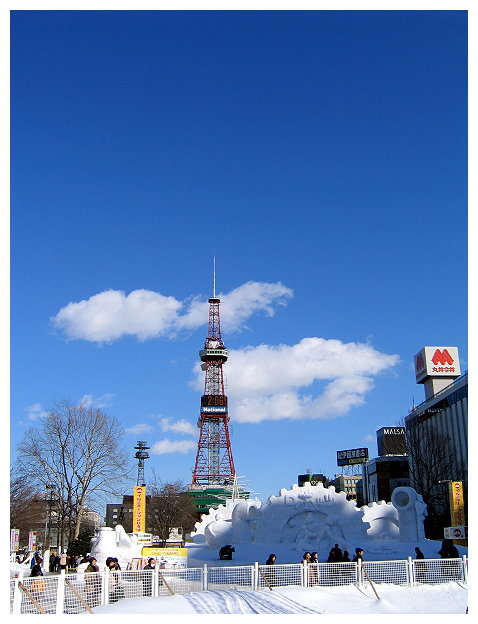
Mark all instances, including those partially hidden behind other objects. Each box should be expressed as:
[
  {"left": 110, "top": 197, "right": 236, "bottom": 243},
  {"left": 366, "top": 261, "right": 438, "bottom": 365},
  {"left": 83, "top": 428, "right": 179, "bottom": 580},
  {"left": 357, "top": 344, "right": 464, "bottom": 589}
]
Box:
[
  {"left": 105, "top": 495, "right": 135, "bottom": 531},
  {"left": 329, "top": 473, "right": 363, "bottom": 504},
  {"left": 405, "top": 357, "right": 467, "bottom": 537},
  {"left": 362, "top": 456, "right": 410, "bottom": 504},
  {"left": 361, "top": 425, "right": 409, "bottom": 504}
]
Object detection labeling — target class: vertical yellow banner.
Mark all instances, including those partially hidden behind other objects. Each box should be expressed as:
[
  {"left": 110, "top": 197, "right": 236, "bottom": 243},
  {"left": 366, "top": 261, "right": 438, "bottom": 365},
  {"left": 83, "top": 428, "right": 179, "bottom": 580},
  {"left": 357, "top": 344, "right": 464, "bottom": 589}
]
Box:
[
  {"left": 133, "top": 486, "right": 146, "bottom": 533},
  {"left": 448, "top": 481, "right": 464, "bottom": 525},
  {"left": 448, "top": 481, "right": 466, "bottom": 544}
]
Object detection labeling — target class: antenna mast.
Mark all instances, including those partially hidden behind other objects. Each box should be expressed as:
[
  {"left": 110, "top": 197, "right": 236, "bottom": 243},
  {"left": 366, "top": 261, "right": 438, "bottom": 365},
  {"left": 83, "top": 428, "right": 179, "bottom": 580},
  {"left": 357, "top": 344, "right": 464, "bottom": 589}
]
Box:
[
  {"left": 134, "top": 441, "right": 150, "bottom": 487},
  {"left": 213, "top": 256, "right": 216, "bottom": 298}
]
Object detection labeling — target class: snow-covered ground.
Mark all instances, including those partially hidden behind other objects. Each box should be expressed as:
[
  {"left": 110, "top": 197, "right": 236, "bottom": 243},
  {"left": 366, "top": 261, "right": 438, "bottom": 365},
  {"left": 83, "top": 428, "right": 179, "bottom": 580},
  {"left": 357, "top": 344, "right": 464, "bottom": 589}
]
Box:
[
  {"left": 86, "top": 539, "right": 467, "bottom": 614},
  {"left": 87, "top": 582, "right": 467, "bottom": 614},
  {"left": 13, "top": 537, "right": 468, "bottom": 614}
]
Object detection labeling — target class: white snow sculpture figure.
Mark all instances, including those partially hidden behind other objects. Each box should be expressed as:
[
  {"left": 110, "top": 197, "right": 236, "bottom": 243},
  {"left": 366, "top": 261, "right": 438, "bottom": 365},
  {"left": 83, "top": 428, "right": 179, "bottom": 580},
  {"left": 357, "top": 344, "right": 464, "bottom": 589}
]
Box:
[
  {"left": 90, "top": 527, "right": 118, "bottom": 566},
  {"left": 90, "top": 525, "right": 141, "bottom": 567},
  {"left": 231, "top": 499, "right": 259, "bottom": 542},
  {"left": 191, "top": 503, "right": 233, "bottom": 544},
  {"left": 191, "top": 498, "right": 261, "bottom": 545},
  {"left": 250, "top": 483, "right": 369, "bottom": 549},
  {"left": 203, "top": 515, "right": 234, "bottom": 547},
  {"left": 361, "top": 501, "right": 400, "bottom": 540},
  {"left": 115, "top": 524, "right": 140, "bottom": 562},
  {"left": 391, "top": 487, "right": 427, "bottom": 541}
]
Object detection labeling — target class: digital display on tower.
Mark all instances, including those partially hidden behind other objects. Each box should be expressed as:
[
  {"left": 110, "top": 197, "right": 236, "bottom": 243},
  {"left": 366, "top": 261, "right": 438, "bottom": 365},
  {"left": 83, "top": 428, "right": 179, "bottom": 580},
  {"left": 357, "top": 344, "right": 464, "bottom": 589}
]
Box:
[
  {"left": 201, "top": 395, "right": 228, "bottom": 406},
  {"left": 201, "top": 395, "right": 228, "bottom": 414}
]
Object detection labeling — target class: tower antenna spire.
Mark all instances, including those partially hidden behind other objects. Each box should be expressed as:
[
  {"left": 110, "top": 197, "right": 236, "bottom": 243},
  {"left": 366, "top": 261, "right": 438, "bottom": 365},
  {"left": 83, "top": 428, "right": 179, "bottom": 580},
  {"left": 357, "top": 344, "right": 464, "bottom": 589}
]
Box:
[{"left": 213, "top": 256, "right": 216, "bottom": 298}]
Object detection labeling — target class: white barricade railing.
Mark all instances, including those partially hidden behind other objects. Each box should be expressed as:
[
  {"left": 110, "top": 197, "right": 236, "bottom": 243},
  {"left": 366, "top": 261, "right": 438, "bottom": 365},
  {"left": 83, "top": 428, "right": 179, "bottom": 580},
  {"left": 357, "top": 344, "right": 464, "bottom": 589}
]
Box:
[
  {"left": 10, "top": 557, "right": 467, "bottom": 614},
  {"left": 207, "top": 565, "right": 255, "bottom": 590},
  {"left": 361, "top": 560, "right": 410, "bottom": 586}
]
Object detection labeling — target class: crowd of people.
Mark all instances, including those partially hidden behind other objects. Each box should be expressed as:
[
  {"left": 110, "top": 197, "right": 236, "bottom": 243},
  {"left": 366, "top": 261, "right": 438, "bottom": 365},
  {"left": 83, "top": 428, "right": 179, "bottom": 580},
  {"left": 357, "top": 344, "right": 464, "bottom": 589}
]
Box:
[
  {"left": 20, "top": 539, "right": 463, "bottom": 607},
  {"left": 299, "top": 544, "right": 363, "bottom": 566},
  {"left": 260, "top": 539, "right": 459, "bottom": 570},
  {"left": 261, "top": 541, "right": 461, "bottom": 586}
]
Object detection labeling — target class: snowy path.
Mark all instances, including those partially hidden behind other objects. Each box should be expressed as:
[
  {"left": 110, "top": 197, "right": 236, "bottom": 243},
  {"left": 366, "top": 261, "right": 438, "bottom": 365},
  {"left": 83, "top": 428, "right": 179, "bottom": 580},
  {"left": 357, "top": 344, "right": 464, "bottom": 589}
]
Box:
[{"left": 182, "top": 589, "right": 323, "bottom": 614}]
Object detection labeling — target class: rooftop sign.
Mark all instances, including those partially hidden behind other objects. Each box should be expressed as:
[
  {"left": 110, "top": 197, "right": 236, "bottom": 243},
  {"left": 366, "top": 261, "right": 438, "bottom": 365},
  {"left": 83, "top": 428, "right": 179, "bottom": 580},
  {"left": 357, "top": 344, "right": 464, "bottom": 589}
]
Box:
[{"left": 414, "top": 347, "right": 460, "bottom": 383}]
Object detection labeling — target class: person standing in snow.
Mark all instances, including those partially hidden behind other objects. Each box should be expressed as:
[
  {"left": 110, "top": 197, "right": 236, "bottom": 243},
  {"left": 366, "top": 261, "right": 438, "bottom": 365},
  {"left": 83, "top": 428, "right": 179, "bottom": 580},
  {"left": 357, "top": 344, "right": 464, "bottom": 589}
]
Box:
[
  {"left": 59, "top": 552, "right": 68, "bottom": 571},
  {"left": 29, "top": 556, "right": 46, "bottom": 608},
  {"left": 107, "top": 557, "right": 124, "bottom": 603},
  {"left": 49, "top": 552, "right": 56, "bottom": 572},
  {"left": 30, "top": 552, "right": 41, "bottom": 569},
  {"left": 85, "top": 557, "right": 101, "bottom": 607},
  {"left": 341, "top": 550, "right": 354, "bottom": 581},
  {"left": 438, "top": 539, "right": 459, "bottom": 579},
  {"left": 333, "top": 543, "right": 343, "bottom": 561},
  {"left": 142, "top": 558, "right": 156, "bottom": 596},
  {"left": 414, "top": 547, "right": 426, "bottom": 582},
  {"left": 415, "top": 547, "right": 425, "bottom": 559},
  {"left": 439, "top": 539, "right": 459, "bottom": 559},
  {"left": 352, "top": 548, "right": 364, "bottom": 563},
  {"left": 30, "top": 554, "right": 43, "bottom": 577},
  {"left": 327, "top": 547, "right": 337, "bottom": 563},
  {"left": 309, "top": 552, "right": 319, "bottom": 586},
  {"left": 263, "top": 554, "right": 277, "bottom": 587}
]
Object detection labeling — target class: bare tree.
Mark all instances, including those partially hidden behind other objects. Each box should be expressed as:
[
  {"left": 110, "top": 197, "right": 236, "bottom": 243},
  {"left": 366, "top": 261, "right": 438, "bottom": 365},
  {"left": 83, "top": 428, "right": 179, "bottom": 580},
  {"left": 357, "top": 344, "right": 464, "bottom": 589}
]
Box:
[
  {"left": 405, "top": 414, "right": 465, "bottom": 519},
  {"left": 10, "top": 469, "right": 46, "bottom": 547},
  {"left": 16, "top": 400, "right": 132, "bottom": 547},
  {"left": 147, "top": 474, "right": 197, "bottom": 544}
]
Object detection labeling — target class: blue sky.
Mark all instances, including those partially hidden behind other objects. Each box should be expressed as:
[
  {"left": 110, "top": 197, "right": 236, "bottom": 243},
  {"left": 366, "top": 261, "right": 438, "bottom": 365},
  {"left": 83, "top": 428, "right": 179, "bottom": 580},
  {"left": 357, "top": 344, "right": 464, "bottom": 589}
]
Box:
[{"left": 10, "top": 9, "right": 468, "bottom": 508}]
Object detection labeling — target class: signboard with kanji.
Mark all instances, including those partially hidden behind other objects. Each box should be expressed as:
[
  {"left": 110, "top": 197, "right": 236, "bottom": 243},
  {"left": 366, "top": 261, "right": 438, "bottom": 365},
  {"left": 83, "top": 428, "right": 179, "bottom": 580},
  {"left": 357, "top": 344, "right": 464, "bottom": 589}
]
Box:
[
  {"left": 336, "top": 448, "right": 369, "bottom": 466},
  {"left": 414, "top": 347, "right": 461, "bottom": 383},
  {"left": 133, "top": 486, "right": 146, "bottom": 533}
]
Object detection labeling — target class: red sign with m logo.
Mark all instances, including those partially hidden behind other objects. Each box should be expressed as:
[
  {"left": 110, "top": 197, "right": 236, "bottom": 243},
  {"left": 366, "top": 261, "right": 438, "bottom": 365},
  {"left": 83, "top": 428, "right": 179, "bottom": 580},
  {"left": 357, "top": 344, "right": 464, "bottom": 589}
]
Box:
[{"left": 431, "top": 348, "right": 454, "bottom": 366}]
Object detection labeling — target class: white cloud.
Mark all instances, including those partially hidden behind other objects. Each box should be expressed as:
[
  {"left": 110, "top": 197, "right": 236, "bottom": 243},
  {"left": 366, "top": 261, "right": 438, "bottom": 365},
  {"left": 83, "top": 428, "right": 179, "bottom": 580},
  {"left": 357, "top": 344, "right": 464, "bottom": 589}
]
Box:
[
  {"left": 159, "top": 417, "right": 196, "bottom": 436},
  {"left": 52, "top": 289, "right": 181, "bottom": 342},
  {"left": 192, "top": 337, "right": 400, "bottom": 423},
  {"left": 24, "top": 403, "right": 47, "bottom": 421},
  {"left": 363, "top": 433, "right": 376, "bottom": 443},
  {"left": 51, "top": 282, "right": 292, "bottom": 343},
  {"left": 79, "top": 393, "right": 115, "bottom": 409},
  {"left": 151, "top": 439, "right": 197, "bottom": 455},
  {"left": 125, "top": 423, "right": 155, "bottom": 435}
]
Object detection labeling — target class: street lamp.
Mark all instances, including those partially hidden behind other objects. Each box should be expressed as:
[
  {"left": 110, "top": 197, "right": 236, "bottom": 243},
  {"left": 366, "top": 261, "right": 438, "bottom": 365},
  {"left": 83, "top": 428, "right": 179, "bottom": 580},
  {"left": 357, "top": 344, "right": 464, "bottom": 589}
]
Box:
[{"left": 44, "top": 484, "right": 56, "bottom": 551}]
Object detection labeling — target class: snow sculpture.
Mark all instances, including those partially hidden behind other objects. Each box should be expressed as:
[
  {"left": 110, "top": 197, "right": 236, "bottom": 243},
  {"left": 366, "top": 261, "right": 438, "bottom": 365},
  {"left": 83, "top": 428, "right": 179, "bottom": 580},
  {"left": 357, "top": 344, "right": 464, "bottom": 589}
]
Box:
[
  {"left": 90, "top": 527, "right": 117, "bottom": 566},
  {"left": 193, "top": 499, "right": 261, "bottom": 546},
  {"left": 90, "top": 525, "right": 141, "bottom": 567},
  {"left": 191, "top": 483, "right": 428, "bottom": 552},
  {"left": 391, "top": 486, "right": 427, "bottom": 541},
  {"left": 251, "top": 483, "right": 368, "bottom": 552},
  {"left": 362, "top": 501, "right": 399, "bottom": 540},
  {"left": 192, "top": 482, "right": 369, "bottom": 552}
]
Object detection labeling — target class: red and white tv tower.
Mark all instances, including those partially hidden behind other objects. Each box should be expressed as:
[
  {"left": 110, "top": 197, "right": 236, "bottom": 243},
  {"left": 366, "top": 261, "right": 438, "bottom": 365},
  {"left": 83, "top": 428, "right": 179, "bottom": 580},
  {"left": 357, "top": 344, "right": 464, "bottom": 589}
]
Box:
[{"left": 191, "top": 261, "right": 236, "bottom": 486}]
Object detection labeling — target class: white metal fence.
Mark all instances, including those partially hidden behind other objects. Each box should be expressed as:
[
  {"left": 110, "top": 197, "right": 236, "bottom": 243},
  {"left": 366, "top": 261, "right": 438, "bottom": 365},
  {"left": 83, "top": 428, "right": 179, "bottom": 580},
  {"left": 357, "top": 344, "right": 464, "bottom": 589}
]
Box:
[{"left": 10, "top": 557, "right": 468, "bottom": 614}]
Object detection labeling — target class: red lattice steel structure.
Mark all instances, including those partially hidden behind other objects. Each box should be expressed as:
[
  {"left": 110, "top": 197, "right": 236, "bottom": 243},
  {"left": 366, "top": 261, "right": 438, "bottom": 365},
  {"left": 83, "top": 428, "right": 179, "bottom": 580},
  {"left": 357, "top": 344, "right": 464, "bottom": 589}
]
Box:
[{"left": 192, "top": 294, "right": 236, "bottom": 486}]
